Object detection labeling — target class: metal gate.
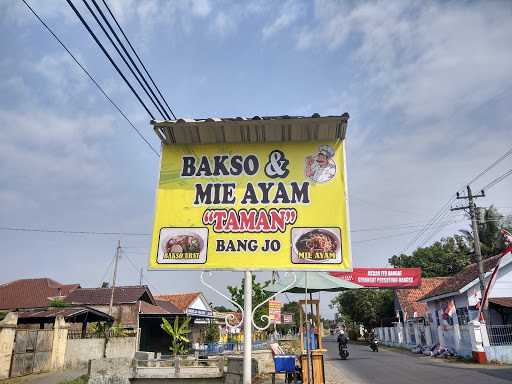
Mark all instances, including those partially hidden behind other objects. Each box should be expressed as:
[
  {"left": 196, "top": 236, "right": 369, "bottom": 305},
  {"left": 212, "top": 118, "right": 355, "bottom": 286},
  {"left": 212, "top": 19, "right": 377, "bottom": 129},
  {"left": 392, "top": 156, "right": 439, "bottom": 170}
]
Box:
[{"left": 10, "top": 329, "right": 53, "bottom": 377}]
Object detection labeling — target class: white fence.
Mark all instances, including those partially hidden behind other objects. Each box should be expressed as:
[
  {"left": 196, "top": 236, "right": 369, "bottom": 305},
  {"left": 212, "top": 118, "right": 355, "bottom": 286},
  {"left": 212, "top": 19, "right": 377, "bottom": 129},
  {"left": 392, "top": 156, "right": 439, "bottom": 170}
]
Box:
[{"left": 376, "top": 321, "right": 512, "bottom": 364}]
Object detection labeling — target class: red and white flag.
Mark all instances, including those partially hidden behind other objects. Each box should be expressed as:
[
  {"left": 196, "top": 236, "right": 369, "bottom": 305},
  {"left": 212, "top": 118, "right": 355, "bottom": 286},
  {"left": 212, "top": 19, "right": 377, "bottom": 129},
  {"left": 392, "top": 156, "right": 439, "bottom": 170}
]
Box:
[{"left": 502, "top": 229, "right": 512, "bottom": 247}]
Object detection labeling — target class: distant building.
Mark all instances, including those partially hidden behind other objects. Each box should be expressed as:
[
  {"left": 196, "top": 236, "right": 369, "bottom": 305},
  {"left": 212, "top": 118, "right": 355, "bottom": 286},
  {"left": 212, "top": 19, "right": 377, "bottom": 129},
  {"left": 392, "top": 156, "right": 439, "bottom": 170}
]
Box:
[
  {"left": 64, "top": 285, "right": 155, "bottom": 329},
  {"left": 395, "top": 277, "right": 449, "bottom": 322},
  {"left": 156, "top": 292, "right": 214, "bottom": 347},
  {"left": 0, "top": 278, "right": 80, "bottom": 310},
  {"left": 421, "top": 253, "right": 512, "bottom": 326}
]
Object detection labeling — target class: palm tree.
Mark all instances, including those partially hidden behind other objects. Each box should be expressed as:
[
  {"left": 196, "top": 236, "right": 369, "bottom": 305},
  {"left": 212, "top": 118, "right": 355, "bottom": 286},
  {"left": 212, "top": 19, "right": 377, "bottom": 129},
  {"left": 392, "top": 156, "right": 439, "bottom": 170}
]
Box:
[{"left": 460, "top": 206, "right": 511, "bottom": 258}]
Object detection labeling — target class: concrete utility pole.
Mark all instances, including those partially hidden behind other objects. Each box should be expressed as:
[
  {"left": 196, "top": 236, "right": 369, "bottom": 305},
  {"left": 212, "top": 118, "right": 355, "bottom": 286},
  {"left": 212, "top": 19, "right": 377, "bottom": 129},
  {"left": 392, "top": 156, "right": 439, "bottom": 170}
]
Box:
[
  {"left": 109, "top": 240, "right": 121, "bottom": 316},
  {"left": 139, "top": 267, "right": 143, "bottom": 286},
  {"left": 451, "top": 185, "right": 486, "bottom": 295}
]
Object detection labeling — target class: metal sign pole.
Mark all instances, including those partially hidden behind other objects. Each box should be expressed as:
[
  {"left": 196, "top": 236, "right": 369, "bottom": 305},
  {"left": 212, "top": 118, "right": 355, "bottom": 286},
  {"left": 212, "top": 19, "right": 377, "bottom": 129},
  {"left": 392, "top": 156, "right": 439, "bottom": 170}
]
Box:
[
  {"left": 243, "top": 271, "right": 253, "bottom": 384},
  {"left": 305, "top": 272, "right": 312, "bottom": 384}
]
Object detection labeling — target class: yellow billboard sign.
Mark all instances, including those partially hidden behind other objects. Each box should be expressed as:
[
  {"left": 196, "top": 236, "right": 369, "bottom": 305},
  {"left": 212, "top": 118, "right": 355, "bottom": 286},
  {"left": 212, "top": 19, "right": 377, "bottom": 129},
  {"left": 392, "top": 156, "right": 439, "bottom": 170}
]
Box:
[{"left": 149, "top": 140, "right": 352, "bottom": 271}]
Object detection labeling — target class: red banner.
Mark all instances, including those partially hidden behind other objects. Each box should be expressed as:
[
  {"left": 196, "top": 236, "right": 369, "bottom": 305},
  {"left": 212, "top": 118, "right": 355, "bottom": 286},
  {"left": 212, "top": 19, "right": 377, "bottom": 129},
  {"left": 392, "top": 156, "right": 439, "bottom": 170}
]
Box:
[
  {"left": 330, "top": 268, "right": 421, "bottom": 288},
  {"left": 268, "top": 300, "right": 282, "bottom": 324}
]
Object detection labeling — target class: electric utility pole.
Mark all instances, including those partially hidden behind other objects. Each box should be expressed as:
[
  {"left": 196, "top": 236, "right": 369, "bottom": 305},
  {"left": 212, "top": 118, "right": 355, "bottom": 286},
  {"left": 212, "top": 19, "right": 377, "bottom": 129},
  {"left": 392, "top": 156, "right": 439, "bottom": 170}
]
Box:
[
  {"left": 139, "top": 267, "right": 143, "bottom": 286},
  {"left": 109, "top": 240, "right": 121, "bottom": 316},
  {"left": 451, "top": 185, "right": 486, "bottom": 295}
]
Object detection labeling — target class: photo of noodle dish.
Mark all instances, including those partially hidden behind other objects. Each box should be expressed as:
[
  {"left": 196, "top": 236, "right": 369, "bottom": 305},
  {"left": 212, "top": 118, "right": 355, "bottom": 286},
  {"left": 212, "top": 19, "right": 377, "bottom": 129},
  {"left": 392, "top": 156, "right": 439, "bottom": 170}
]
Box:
[
  {"left": 157, "top": 228, "right": 208, "bottom": 264},
  {"left": 291, "top": 228, "right": 342, "bottom": 264}
]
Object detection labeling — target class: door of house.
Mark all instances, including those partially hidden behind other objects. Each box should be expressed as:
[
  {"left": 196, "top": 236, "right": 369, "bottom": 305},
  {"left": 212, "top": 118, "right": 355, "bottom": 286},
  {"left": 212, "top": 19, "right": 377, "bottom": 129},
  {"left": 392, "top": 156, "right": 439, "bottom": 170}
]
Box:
[{"left": 10, "top": 329, "right": 54, "bottom": 377}]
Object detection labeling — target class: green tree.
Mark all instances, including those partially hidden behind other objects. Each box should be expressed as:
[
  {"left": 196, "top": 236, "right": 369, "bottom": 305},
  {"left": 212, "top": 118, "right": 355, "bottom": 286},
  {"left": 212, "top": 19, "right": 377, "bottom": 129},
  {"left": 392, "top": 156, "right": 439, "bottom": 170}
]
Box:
[
  {"left": 278, "top": 301, "right": 300, "bottom": 333},
  {"left": 389, "top": 235, "right": 471, "bottom": 277},
  {"left": 204, "top": 322, "right": 220, "bottom": 343},
  {"left": 212, "top": 305, "right": 233, "bottom": 312},
  {"left": 161, "top": 317, "right": 191, "bottom": 357},
  {"left": 331, "top": 289, "right": 395, "bottom": 330},
  {"left": 390, "top": 208, "right": 512, "bottom": 277},
  {"left": 227, "top": 275, "right": 272, "bottom": 328},
  {"left": 459, "top": 206, "right": 512, "bottom": 258}
]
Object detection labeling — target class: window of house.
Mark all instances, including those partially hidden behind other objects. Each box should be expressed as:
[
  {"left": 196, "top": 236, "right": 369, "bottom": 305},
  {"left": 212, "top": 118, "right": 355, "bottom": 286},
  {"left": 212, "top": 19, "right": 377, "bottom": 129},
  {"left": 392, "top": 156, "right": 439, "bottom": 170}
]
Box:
[{"left": 456, "top": 307, "right": 470, "bottom": 325}]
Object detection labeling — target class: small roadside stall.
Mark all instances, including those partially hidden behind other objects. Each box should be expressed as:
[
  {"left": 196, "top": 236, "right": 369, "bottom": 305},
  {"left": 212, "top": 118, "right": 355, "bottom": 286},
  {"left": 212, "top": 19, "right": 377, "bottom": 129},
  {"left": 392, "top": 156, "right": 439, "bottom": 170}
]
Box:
[{"left": 266, "top": 272, "right": 361, "bottom": 384}]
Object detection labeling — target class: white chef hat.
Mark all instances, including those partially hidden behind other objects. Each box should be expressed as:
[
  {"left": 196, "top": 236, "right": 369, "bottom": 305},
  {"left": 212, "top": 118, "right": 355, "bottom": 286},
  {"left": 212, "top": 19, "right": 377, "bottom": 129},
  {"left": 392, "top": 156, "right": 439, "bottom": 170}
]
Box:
[{"left": 318, "top": 145, "right": 335, "bottom": 158}]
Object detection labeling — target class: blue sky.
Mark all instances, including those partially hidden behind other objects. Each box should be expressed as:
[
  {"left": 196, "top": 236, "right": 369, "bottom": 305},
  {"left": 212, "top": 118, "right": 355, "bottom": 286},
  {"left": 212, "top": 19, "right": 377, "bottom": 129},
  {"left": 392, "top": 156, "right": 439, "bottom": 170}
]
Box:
[{"left": 1, "top": 0, "right": 512, "bottom": 317}]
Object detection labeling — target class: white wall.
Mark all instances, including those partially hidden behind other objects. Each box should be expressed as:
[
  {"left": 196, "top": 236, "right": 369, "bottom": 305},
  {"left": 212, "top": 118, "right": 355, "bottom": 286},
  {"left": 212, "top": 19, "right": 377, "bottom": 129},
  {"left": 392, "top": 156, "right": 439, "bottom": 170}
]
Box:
[
  {"left": 490, "top": 260, "right": 512, "bottom": 298},
  {"left": 485, "top": 345, "right": 512, "bottom": 364}
]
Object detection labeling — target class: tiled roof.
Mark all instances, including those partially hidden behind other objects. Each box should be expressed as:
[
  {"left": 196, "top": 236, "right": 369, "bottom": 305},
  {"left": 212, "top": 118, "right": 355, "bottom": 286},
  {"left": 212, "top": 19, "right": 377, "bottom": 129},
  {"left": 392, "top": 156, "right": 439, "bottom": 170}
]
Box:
[
  {"left": 396, "top": 277, "right": 449, "bottom": 318},
  {"left": 139, "top": 301, "right": 169, "bottom": 315},
  {"left": 65, "top": 286, "right": 155, "bottom": 306},
  {"left": 138, "top": 300, "right": 182, "bottom": 315},
  {"left": 17, "top": 306, "right": 113, "bottom": 322},
  {"left": 152, "top": 114, "right": 349, "bottom": 145},
  {"left": 0, "top": 278, "right": 80, "bottom": 310},
  {"left": 155, "top": 300, "right": 182, "bottom": 314},
  {"left": 420, "top": 255, "right": 503, "bottom": 301},
  {"left": 156, "top": 292, "right": 202, "bottom": 312}
]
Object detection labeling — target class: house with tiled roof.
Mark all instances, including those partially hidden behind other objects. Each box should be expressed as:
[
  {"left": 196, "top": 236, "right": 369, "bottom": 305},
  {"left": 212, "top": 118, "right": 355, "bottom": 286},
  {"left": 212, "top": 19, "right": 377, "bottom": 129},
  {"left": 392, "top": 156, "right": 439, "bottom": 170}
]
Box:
[
  {"left": 152, "top": 292, "right": 215, "bottom": 351},
  {"left": 0, "top": 278, "right": 80, "bottom": 310},
  {"left": 420, "top": 253, "right": 512, "bottom": 326},
  {"left": 415, "top": 251, "right": 512, "bottom": 358},
  {"left": 395, "top": 277, "right": 449, "bottom": 321},
  {"left": 156, "top": 292, "right": 213, "bottom": 318},
  {"left": 64, "top": 285, "right": 155, "bottom": 328}
]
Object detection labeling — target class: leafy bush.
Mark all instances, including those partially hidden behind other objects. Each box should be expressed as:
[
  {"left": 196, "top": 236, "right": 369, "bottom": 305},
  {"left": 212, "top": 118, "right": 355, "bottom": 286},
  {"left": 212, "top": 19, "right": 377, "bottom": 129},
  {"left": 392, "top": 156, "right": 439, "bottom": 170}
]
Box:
[{"left": 49, "top": 298, "right": 69, "bottom": 307}]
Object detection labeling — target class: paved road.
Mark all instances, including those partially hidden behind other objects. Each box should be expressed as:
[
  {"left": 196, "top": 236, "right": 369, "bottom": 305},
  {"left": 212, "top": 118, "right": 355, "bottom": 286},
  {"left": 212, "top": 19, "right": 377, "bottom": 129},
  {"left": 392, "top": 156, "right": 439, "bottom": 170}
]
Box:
[
  {"left": 324, "top": 337, "right": 512, "bottom": 384},
  {"left": 3, "top": 369, "right": 87, "bottom": 384}
]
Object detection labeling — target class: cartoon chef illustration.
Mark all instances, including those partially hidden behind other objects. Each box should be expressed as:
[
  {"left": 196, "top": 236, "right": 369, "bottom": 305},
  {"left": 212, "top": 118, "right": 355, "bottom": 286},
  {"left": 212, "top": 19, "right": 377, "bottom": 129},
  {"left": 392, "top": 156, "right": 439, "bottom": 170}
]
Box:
[{"left": 305, "top": 144, "right": 336, "bottom": 183}]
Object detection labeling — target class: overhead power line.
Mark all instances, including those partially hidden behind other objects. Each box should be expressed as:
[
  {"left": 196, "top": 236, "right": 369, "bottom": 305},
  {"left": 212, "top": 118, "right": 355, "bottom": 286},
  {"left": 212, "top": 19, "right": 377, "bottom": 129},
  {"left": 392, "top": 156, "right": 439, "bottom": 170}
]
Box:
[
  {"left": 481, "top": 168, "right": 512, "bottom": 191},
  {"left": 101, "top": 0, "right": 176, "bottom": 120},
  {"left": 401, "top": 143, "right": 512, "bottom": 253},
  {"left": 350, "top": 217, "right": 464, "bottom": 233},
  {"left": 350, "top": 195, "right": 425, "bottom": 217},
  {"left": 21, "top": 0, "right": 159, "bottom": 156},
  {"left": 467, "top": 147, "right": 512, "bottom": 186},
  {"left": 0, "top": 226, "right": 150, "bottom": 236},
  {"left": 353, "top": 219, "right": 462, "bottom": 244},
  {"left": 84, "top": 0, "right": 169, "bottom": 119},
  {"left": 122, "top": 251, "right": 163, "bottom": 294},
  {"left": 66, "top": 0, "right": 156, "bottom": 119}
]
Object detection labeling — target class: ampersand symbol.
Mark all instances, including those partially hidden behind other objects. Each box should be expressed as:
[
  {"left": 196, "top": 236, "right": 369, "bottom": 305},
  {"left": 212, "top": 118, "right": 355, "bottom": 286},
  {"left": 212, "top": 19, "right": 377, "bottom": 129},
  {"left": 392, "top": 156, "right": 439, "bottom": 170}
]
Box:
[{"left": 264, "top": 150, "right": 289, "bottom": 179}]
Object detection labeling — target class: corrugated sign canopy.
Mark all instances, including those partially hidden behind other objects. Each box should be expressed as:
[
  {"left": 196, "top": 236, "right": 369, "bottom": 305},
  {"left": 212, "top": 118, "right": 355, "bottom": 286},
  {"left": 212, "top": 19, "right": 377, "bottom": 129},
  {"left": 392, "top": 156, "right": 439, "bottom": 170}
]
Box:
[{"left": 152, "top": 113, "right": 349, "bottom": 145}]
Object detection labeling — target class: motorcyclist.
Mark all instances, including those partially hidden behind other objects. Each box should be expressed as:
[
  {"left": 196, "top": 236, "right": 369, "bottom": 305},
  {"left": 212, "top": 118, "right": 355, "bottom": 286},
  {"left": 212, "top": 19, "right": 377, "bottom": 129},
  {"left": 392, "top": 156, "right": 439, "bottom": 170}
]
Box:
[{"left": 337, "top": 329, "right": 348, "bottom": 350}]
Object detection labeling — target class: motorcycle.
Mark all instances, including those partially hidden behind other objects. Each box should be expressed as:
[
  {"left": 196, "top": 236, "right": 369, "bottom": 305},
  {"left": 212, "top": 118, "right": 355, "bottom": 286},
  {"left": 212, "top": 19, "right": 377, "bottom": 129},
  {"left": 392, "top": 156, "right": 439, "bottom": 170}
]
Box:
[
  {"left": 338, "top": 342, "right": 349, "bottom": 360},
  {"left": 369, "top": 338, "right": 379, "bottom": 352}
]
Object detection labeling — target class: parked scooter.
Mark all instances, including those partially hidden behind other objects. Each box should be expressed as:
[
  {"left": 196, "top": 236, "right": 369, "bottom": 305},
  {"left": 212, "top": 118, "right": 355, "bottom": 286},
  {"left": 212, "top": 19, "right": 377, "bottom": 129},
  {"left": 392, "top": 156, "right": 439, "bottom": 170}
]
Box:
[{"left": 369, "top": 337, "right": 379, "bottom": 352}]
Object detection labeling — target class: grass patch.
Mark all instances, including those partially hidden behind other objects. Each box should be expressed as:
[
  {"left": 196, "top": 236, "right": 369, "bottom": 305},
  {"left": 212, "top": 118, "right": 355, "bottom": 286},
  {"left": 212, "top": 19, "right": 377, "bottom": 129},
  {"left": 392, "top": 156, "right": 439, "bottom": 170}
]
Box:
[{"left": 58, "top": 375, "right": 88, "bottom": 384}]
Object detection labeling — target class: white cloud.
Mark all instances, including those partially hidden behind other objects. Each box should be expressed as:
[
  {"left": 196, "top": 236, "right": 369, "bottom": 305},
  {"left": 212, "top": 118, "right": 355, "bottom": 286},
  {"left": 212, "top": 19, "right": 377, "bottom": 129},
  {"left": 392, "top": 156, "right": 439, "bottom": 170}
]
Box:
[
  {"left": 297, "top": 0, "right": 512, "bottom": 124},
  {"left": 261, "top": 0, "right": 304, "bottom": 40},
  {"left": 211, "top": 11, "right": 235, "bottom": 36},
  {"left": 0, "top": 110, "right": 115, "bottom": 216}
]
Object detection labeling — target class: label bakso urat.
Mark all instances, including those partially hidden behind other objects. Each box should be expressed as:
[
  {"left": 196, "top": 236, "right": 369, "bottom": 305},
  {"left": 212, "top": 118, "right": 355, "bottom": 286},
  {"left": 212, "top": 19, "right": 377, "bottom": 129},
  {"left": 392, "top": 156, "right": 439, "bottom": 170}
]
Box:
[{"left": 149, "top": 141, "right": 352, "bottom": 271}]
